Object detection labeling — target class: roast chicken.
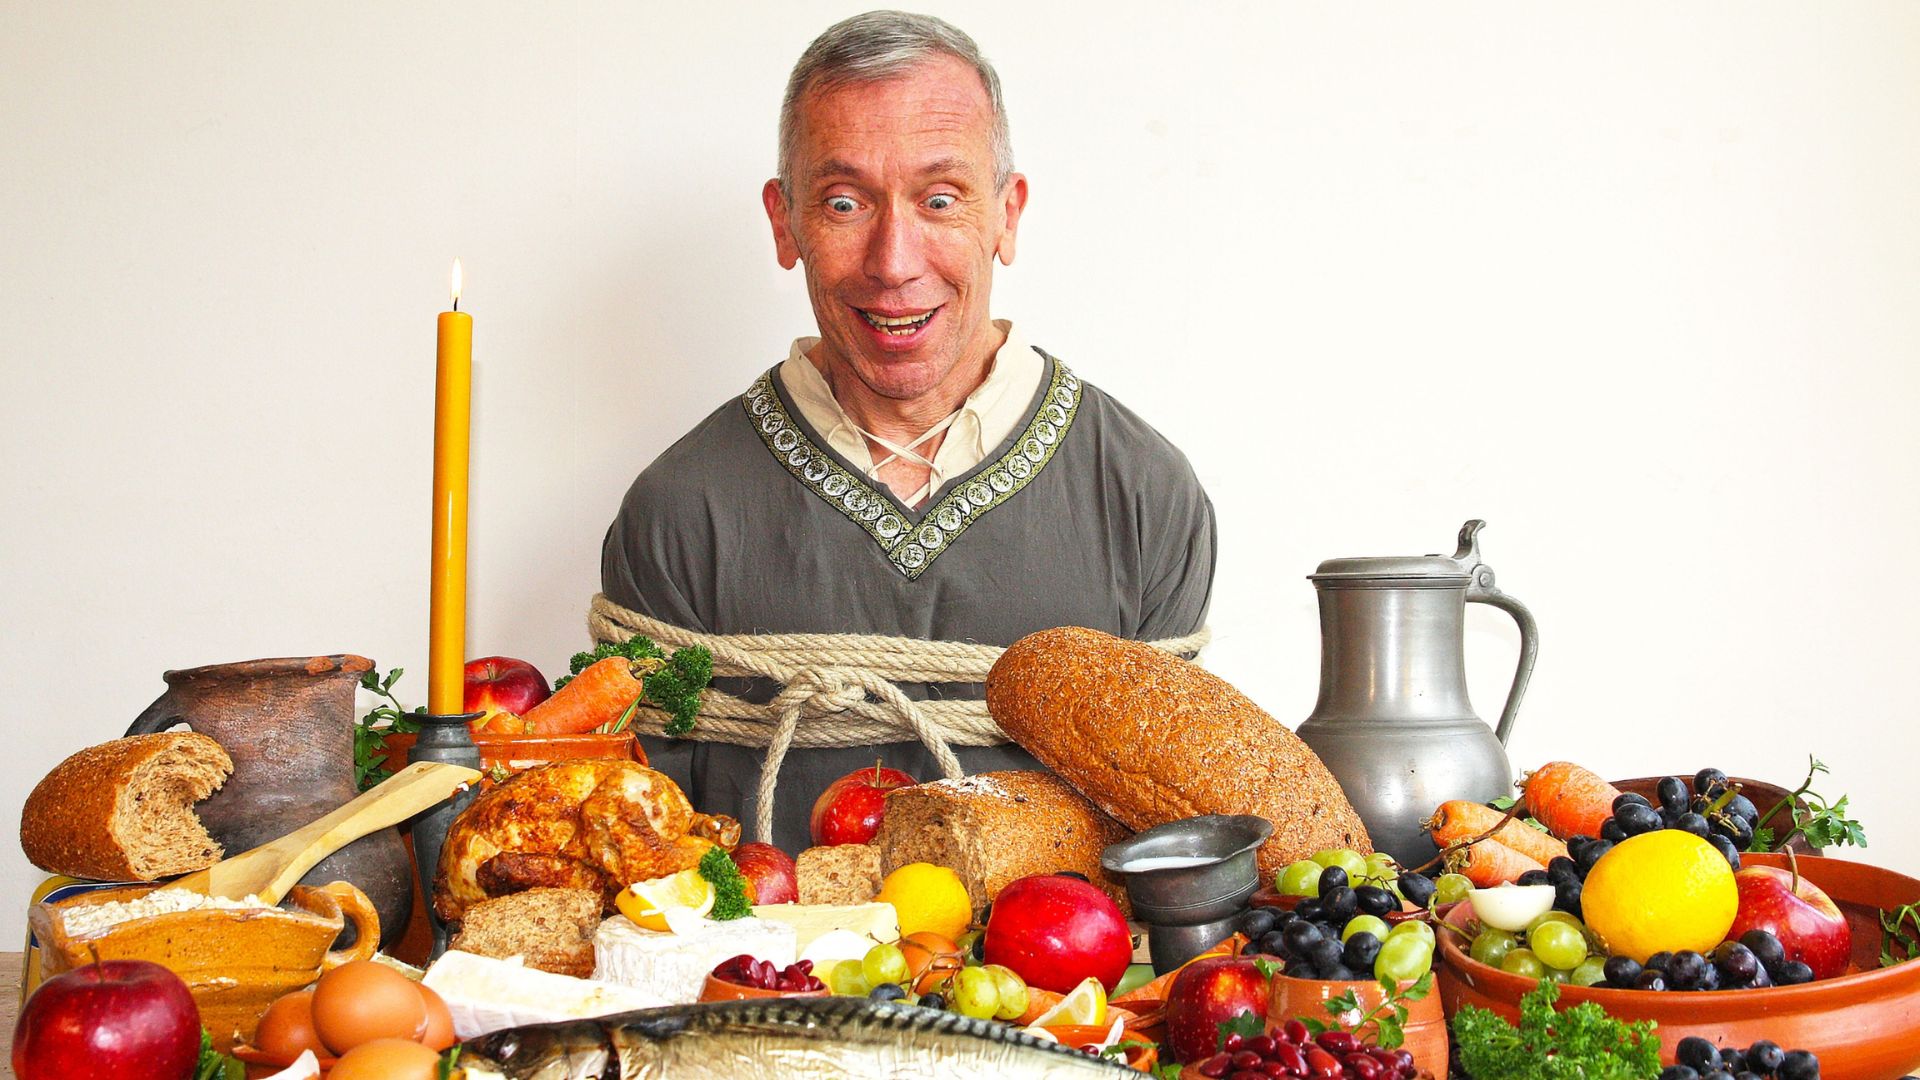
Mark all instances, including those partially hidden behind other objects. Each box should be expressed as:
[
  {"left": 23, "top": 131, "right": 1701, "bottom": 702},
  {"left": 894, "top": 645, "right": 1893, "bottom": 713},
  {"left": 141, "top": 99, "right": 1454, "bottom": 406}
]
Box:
[{"left": 433, "top": 759, "right": 741, "bottom": 924}]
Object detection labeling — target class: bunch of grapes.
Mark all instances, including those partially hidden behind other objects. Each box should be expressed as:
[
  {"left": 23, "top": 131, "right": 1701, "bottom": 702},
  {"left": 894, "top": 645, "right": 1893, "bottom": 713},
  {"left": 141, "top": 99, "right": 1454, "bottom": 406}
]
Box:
[
  {"left": 1256, "top": 848, "right": 1457, "bottom": 983},
  {"left": 1599, "top": 927, "right": 1814, "bottom": 991},
  {"left": 1660, "top": 1035, "right": 1821, "bottom": 1080},
  {"left": 838, "top": 941, "right": 1031, "bottom": 1021},
  {"left": 1191, "top": 1019, "right": 1421, "bottom": 1080},
  {"left": 1467, "top": 910, "right": 1609, "bottom": 987}
]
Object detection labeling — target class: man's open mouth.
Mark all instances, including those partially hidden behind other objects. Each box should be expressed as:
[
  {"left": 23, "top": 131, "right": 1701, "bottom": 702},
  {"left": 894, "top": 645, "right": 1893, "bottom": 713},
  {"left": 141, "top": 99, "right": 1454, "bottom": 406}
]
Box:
[{"left": 859, "top": 307, "right": 937, "bottom": 336}]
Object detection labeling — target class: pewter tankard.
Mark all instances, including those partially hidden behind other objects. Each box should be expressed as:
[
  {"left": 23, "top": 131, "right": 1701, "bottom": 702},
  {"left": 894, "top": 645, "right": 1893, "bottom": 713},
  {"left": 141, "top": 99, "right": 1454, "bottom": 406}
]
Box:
[{"left": 1296, "top": 521, "right": 1538, "bottom": 867}]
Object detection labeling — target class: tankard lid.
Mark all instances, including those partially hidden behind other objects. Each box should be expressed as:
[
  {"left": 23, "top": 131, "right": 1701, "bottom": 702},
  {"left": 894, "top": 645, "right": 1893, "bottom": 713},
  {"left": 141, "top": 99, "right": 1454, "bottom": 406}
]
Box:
[{"left": 1310, "top": 553, "right": 1471, "bottom": 583}]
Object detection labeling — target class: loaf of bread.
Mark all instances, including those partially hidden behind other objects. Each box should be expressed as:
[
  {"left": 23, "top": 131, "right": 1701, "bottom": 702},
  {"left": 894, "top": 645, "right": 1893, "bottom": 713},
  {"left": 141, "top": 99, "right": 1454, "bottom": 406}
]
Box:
[
  {"left": 449, "top": 887, "right": 600, "bottom": 978},
  {"left": 877, "top": 771, "right": 1132, "bottom": 916},
  {"left": 19, "top": 733, "right": 233, "bottom": 881},
  {"left": 987, "top": 626, "right": 1372, "bottom": 876},
  {"left": 795, "top": 844, "right": 881, "bottom": 905}
]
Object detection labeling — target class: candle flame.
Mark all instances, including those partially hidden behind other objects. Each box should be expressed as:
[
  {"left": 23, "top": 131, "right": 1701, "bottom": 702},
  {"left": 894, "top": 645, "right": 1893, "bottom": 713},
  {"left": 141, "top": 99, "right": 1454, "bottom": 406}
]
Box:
[{"left": 450, "top": 258, "right": 463, "bottom": 310}]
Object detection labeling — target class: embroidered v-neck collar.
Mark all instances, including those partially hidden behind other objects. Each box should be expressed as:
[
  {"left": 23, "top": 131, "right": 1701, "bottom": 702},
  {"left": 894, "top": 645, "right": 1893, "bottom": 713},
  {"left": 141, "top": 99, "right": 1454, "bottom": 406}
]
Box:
[{"left": 741, "top": 353, "right": 1083, "bottom": 580}]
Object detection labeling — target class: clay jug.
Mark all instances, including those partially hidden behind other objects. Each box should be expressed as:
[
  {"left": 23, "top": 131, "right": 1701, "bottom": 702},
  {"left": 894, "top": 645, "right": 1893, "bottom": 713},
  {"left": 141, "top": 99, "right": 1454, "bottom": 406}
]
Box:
[{"left": 125, "top": 655, "right": 412, "bottom": 947}]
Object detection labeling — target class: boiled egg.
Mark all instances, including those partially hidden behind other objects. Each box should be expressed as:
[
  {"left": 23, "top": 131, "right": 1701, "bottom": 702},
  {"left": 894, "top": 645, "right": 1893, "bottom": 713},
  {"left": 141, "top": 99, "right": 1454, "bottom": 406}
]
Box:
[{"left": 327, "top": 1037, "right": 442, "bottom": 1080}]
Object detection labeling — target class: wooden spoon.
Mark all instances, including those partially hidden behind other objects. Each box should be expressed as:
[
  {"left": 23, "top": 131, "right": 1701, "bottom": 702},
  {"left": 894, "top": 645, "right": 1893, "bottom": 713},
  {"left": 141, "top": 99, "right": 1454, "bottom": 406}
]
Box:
[{"left": 170, "top": 760, "right": 480, "bottom": 902}]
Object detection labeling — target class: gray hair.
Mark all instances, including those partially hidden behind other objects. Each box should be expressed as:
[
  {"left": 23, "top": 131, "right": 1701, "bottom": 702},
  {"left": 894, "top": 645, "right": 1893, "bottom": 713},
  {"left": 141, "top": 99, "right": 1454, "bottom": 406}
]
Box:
[{"left": 776, "top": 10, "right": 1014, "bottom": 198}]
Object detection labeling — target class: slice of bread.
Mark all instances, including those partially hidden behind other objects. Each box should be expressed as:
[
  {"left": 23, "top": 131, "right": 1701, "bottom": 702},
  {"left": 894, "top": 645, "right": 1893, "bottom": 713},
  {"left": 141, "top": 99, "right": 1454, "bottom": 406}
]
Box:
[
  {"left": 20, "top": 733, "right": 232, "bottom": 881},
  {"left": 876, "top": 771, "right": 1132, "bottom": 916},
  {"left": 796, "top": 844, "right": 882, "bottom": 905},
  {"left": 449, "top": 887, "right": 600, "bottom": 978}
]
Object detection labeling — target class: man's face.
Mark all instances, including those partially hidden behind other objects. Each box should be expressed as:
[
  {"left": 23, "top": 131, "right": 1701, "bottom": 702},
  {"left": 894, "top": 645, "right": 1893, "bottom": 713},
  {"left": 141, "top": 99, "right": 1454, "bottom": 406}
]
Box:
[{"left": 763, "top": 56, "right": 1028, "bottom": 403}]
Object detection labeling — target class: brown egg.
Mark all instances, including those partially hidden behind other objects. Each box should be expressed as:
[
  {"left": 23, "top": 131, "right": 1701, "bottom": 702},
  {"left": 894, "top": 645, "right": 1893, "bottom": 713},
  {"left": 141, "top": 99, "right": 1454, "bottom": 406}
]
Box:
[
  {"left": 310, "top": 960, "right": 428, "bottom": 1055},
  {"left": 418, "top": 983, "right": 457, "bottom": 1051},
  {"left": 252, "top": 988, "right": 328, "bottom": 1061},
  {"left": 327, "top": 1037, "right": 442, "bottom": 1080}
]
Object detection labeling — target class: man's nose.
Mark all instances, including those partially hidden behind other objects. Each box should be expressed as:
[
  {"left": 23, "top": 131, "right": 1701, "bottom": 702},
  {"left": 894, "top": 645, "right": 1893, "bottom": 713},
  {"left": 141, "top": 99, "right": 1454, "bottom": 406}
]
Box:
[{"left": 863, "top": 202, "right": 926, "bottom": 288}]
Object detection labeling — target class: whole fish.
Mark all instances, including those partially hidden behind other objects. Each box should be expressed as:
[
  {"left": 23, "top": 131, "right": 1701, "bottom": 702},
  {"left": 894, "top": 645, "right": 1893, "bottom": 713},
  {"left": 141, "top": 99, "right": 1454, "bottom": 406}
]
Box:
[{"left": 451, "top": 996, "right": 1139, "bottom": 1079}]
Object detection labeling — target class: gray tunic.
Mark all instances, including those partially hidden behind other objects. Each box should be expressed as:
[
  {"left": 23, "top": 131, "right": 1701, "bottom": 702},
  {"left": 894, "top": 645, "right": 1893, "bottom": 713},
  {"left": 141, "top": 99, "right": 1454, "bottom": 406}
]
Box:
[{"left": 601, "top": 349, "right": 1216, "bottom": 853}]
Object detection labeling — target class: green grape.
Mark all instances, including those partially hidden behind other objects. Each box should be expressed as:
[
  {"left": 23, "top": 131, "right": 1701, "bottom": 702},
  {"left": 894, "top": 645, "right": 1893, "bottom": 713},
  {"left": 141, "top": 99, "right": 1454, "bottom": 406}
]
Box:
[
  {"left": 1387, "top": 919, "right": 1435, "bottom": 947},
  {"left": 1276, "top": 860, "right": 1324, "bottom": 897},
  {"left": 983, "top": 964, "right": 1028, "bottom": 1021},
  {"left": 862, "top": 943, "right": 910, "bottom": 988},
  {"left": 1529, "top": 920, "right": 1589, "bottom": 971},
  {"left": 1342, "top": 915, "right": 1390, "bottom": 943},
  {"left": 1499, "top": 948, "right": 1547, "bottom": 979},
  {"left": 828, "top": 960, "right": 870, "bottom": 997},
  {"left": 1525, "top": 910, "right": 1580, "bottom": 935},
  {"left": 1571, "top": 957, "right": 1609, "bottom": 987},
  {"left": 1434, "top": 873, "right": 1474, "bottom": 905},
  {"left": 1362, "top": 852, "right": 1399, "bottom": 886},
  {"left": 1469, "top": 928, "right": 1516, "bottom": 968},
  {"left": 1543, "top": 965, "right": 1572, "bottom": 984},
  {"left": 1311, "top": 848, "right": 1370, "bottom": 882},
  {"left": 951, "top": 966, "right": 999, "bottom": 1020},
  {"left": 1374, "top": 932, "right": 1434, "bottom": 982}
]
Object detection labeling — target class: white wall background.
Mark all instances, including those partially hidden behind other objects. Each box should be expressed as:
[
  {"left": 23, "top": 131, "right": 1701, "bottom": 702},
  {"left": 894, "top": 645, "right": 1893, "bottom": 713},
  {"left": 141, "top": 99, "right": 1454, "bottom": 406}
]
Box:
[{"left": 4, "top": 2, "right": 1916, "bottom": 941}]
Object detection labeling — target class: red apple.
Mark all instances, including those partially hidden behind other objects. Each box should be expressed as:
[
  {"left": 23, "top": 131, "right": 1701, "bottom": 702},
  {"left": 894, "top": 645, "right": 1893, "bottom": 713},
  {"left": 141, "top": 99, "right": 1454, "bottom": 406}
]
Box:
[
  {"left": 1164, "top": 955, "right": 1272, "bottom": 1064},
  {"left": 808, "top": 762, "right": 917, "bottom": 845},
  {"left": 464, "top": 656, "right": 551, "bottom": 732},
  {"left": 733, "top": 842, "right": 798, "bottom": 905},
  {"left": 13, "top": 959, "right": 201, "bottom": 1080},
  {"left": 1727, "top": 864, "right": 1852, "bottom": 980},
  {"left": 983, "top": 874, "right": 1132, "bottom": 994}
]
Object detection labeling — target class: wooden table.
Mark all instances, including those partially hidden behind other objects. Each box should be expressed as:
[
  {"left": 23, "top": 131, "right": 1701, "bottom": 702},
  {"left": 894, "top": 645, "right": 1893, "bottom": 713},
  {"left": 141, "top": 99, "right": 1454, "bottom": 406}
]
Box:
[{"left": 3, "top": 951, "right": 19, "bottom": 1079}]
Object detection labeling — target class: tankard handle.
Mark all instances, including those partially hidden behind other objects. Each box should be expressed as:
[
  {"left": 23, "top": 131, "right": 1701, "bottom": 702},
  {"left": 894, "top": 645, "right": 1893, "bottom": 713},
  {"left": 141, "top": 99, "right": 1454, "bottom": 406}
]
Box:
[
  {"left": 126, "top": 685, "right": 188, "bottom": 737},
  {"left": 1454, "top": 520, "right": 1539, "bottom": 746}
]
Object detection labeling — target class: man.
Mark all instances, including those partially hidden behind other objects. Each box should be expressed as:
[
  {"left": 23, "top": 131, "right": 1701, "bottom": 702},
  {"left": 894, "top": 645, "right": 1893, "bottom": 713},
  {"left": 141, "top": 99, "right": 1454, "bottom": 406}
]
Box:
[{"left": 601, "top": 11, "right": 1215, "bottom": 852}]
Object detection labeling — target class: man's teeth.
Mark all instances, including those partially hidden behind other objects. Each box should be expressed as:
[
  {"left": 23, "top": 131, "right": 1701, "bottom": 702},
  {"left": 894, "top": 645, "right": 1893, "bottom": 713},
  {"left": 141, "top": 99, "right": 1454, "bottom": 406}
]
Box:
[{"left": 861, "top": 310, "right": 933, "bottom": 335}]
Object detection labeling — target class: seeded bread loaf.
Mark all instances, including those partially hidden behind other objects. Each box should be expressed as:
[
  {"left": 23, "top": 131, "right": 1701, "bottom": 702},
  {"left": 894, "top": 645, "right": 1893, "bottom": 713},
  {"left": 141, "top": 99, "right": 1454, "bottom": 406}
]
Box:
[
  {"left": 795, "top": 844, "right": 882, "bottom": 905},
  {"left": 19, "top": 733, "right": 232, "bottom": 881},
  {"left": 876, "top": 771, "right": 1132, "bottom": 916},
  {"left": 448, "top": 887, "right": 601, "bottom": 978},
  {"left": 986, "top": 626, "right": 1372, "bottom": 876}
]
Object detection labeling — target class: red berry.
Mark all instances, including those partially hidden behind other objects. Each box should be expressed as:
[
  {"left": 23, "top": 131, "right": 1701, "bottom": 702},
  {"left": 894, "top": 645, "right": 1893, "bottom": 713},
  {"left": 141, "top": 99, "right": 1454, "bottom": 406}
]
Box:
[
  {"left": 1316, "top": 1030, "right": 1360, "bottom": 1056},
  {"left": 1283, "top": 1020, "right": 1311, "bottom": 1045},
  {"left": 1247, "top": 1035, "right": 1277, "bottom": 1058},
  {"left": 1225, "top": 1033, "right": 1247, "bottom": 1053},
  {"left": 1198, "top": 1054, "right": 1233, "bottom": 1079},
  {"left": 1233, "top": 1050, "right": 1263, "bottom": 1069},
  {"left": 1344, "top": 1053, "right": 1383, "bottom": 1080},
  {"left": 1305, "top": 1046, "right": 1343, "bottom": 1078},
  {"left": 1273, "top": 1043, "right": 1309, "bottom": 1073}
]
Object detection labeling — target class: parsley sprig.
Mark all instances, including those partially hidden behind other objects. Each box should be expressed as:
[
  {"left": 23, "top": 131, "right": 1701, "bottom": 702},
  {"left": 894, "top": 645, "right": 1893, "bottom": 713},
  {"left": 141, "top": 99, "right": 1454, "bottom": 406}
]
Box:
[
  {"left": 1452, "top": 979, "right": 1660, "bottom": 1079},
  {"left": 1882, "top": 900, "right": 1920, "bottom": 969},
  {"left": 1300, "top": 971, "right": 1433, "bottom": 1051},
  {"left": 562, "top": 637, "right": 713, "bottom": 737},
  {"left": 353, "top": 666, "right": 425, "bottom": 791},
  {"left": 1748, "top": 756, "right": 1868, "bottom": 853},
  {"left": 697, "top": 846, "right": 752, "bottom": 921}
]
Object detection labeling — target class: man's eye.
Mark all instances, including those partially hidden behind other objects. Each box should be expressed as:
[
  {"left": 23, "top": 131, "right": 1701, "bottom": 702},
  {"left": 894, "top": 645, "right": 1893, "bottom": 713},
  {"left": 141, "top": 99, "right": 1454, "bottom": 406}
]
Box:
[
  {"left": 926, "top": 194, "right": 956, "bottom": 210},
  {"left": 826, "top": 196, "right": 858, "bottom": 213}
]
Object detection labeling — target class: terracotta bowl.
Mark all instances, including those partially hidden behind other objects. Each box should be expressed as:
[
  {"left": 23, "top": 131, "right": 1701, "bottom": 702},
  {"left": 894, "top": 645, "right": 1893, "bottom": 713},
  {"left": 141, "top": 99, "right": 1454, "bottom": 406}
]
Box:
[
  {"left": 379, "top": 729, "right": 646, "bottom": 784},
  {"left": 1266, "top": 973, "right": 1448, "bottom": 1078},
  {"left": 1038, "top": 1025, "right": 1157, "bottom": 1071},
  {"left": 1437, "top": 852, "right": 1920, "bottom": 1078},
  {"left": 30, "top": 880, "right": 379, "bottom": 1053},
  {"left": 697, "top": 973, "right": 831, "bottom": 1003}
]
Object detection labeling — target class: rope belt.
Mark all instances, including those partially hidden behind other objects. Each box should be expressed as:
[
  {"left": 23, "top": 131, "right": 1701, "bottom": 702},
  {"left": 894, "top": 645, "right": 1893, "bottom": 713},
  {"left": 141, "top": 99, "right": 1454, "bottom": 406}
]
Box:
[{"left": 587, "top": 593, "right": 1211, "bottom": 842}]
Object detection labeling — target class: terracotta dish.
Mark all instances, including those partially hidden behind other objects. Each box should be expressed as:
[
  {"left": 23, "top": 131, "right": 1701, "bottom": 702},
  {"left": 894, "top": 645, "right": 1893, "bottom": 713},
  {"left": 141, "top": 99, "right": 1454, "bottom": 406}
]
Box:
[
  {"left": 1266, "top": 974, "right": 1448, "bottom": 1078},
  {"left": 380, "top": 729, "right": 646, "bottom": 784},
  {"left": 1039, "top": 1025, "right": 1157, "bottom": 1071},
  {"left": 1437, "top": 853, "right": 1920, "bottom": 1079},
  {"left": 696, "top": 973, "right": 830, "bottom": 1003},
  {"left": 31, "top": 880, "right": 379, "bottom": 1052}
]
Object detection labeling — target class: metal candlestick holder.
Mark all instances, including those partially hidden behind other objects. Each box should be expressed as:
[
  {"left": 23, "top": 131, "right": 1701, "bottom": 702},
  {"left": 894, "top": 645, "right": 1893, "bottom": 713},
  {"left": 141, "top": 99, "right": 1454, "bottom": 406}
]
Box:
[{"left": 407, "top": 710, "right": 482, "bottom": 960}]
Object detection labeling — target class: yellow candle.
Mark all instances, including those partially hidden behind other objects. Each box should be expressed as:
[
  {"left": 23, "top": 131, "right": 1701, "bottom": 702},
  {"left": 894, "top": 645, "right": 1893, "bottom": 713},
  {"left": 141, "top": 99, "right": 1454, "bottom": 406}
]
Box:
[{"left": 428, "top": 259, "right": 472, "bottom": 715}]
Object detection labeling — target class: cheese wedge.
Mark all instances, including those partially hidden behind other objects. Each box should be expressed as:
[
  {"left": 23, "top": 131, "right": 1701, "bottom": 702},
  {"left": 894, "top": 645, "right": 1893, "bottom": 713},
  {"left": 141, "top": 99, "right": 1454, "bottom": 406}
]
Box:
[
  {"left": 422, "top": 950, "right": 661, "bottom": 1038},
  {"left": 592, "top": 914, "right": 797, "bottom": 1006},
  {"left": 750, "top": 902, "right": 901, "bottom": 952}
]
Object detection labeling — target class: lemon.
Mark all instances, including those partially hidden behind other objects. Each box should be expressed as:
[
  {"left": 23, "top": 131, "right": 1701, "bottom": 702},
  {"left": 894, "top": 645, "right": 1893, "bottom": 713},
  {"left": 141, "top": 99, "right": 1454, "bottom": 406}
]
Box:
[
  {"left": 617, "top": 868, "right": 714, "bottom": 932},
  {"left": 1029, "top": 976, "right": 1107, "bottom": 1027},
  {"left": 875, "top": 862, "right": 972, "bottom": 941},
  {"left": 1581, "top": 830, "right": 1738, "bottom": 962}
]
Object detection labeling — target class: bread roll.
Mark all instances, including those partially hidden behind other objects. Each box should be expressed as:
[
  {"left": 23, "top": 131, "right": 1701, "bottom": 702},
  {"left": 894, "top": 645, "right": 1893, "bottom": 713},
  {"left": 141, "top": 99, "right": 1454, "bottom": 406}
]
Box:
[
  {"left": 877, "top": 771, "right": 1131, "bottom": 916},
  {"left": 20, "top": 733, "right": 232, "bottom": 881},
  {"left": 987, "top": 626, "right": 1371, "bottom": 875},
  {"left": 795, "top": 845, "right": 881, "bottom": 905}
]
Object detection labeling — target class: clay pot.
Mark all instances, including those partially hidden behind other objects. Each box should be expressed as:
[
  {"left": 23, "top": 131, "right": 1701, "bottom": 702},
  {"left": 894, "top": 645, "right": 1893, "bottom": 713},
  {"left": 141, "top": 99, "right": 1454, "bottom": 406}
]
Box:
[
  {"left": 32, "top": 880, "right": 379, "bottom": 1053},
  {"left": 1265, "top": 974, "right": 1449, "bottom": 1078},
  {"left": 697, "top": 973, "right": 830, "bottom": 1003},
  {"left": 1436, "top": 852, "right": 1920, "bottom": 1079},
  {"left": 125, "top": 655, "right": 413, "bottom": 947}
]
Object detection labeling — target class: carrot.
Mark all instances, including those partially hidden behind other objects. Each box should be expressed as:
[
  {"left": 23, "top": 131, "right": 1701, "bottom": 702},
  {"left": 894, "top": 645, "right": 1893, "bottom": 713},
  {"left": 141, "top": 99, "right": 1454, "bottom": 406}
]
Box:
[
  {"left": 1520, "top": 761, "right": 1623, "bottom": 840},
  {"left": 520, "top": 656, "right": 646, "bottom": 735},
  {"left": 1425, "top": 800, "right": 1570, "bottom": 867},
  {"left": 1447, "top": 839, "right": 1546, "bottom": 887}
]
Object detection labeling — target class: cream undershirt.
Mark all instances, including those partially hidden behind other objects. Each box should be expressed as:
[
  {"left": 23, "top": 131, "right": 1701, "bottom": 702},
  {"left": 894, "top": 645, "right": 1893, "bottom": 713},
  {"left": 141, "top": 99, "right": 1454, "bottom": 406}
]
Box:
[{"left": 776, "top": 319, "right": 1044, "bottom": 508}]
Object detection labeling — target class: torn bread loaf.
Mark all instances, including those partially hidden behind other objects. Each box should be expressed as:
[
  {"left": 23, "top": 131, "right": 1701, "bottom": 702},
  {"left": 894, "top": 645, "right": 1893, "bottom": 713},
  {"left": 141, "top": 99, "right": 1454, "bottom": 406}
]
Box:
[
  {"left": 20, "top": 732, "right": 233, "bottom": 881},
  {"left": 448, "top": 886, "right": 601, "bottom": 978},
  {"left": 795, "top": 844, "right": 882, "bottom": 905},
  {"left": 877, "top": 771, "right": 1132, "bottom": 916}
]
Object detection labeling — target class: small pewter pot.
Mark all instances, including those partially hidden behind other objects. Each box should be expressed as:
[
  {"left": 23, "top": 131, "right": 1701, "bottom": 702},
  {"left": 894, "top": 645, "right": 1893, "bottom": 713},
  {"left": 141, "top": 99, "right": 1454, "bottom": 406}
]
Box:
[
  {"left": 1103, "top": 816, "right": 1273, "bottom": 972},
  {"left": 1296, "top": 521, "right": 1539, "bottom": 868}
]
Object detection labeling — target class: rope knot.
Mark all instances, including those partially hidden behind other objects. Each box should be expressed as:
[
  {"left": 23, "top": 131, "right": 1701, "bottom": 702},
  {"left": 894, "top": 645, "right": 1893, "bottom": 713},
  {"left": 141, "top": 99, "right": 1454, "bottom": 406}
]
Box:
[{"left": 775, "top": 666, "right": 870, "bottom": 717}]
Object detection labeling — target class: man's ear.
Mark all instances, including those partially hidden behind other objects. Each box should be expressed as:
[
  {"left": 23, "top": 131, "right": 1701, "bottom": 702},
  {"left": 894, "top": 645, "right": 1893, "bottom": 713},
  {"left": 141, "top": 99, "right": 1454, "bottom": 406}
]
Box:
[
  {"left": 995, "top": 173, "right": 1029, "bottom": 266},
  {"left": 762, "top": 179, "right": 801, "bottom": 269}
]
